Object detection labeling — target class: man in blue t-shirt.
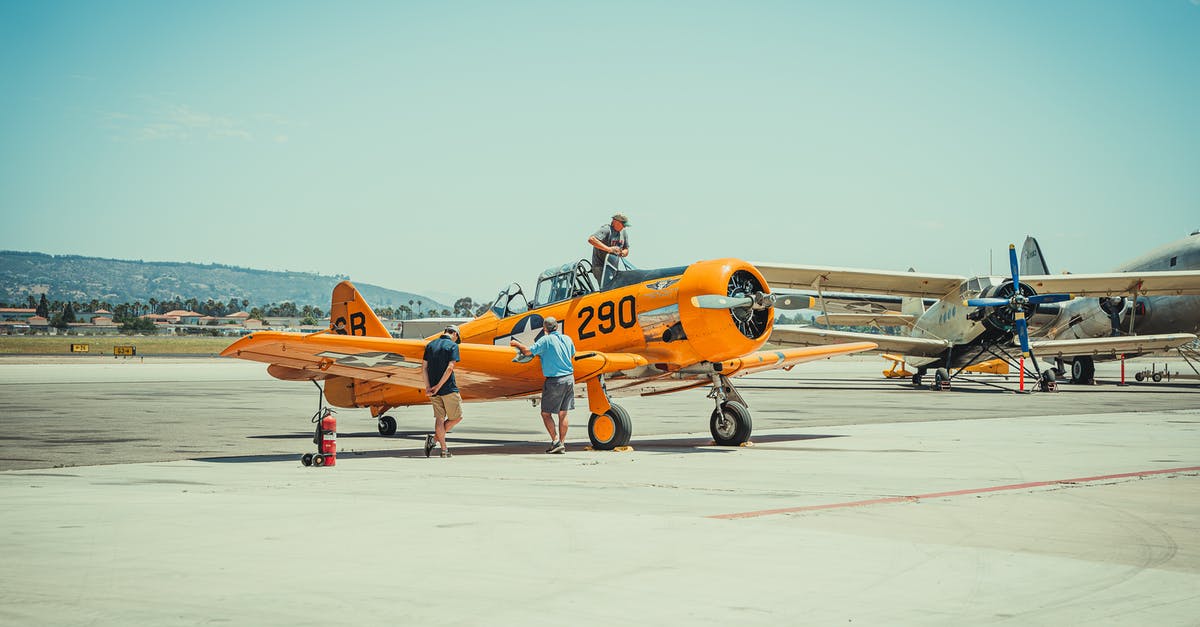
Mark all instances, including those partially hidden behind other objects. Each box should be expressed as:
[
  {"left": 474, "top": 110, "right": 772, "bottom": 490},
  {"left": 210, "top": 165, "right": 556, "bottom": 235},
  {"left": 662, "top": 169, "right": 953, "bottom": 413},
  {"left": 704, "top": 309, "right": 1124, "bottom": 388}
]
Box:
[
  {"left": 420, "top": 326, "right": 464, "bottom": 458},
  {"left": 510, "top": 316, "right": 576, "bottom": 454}
]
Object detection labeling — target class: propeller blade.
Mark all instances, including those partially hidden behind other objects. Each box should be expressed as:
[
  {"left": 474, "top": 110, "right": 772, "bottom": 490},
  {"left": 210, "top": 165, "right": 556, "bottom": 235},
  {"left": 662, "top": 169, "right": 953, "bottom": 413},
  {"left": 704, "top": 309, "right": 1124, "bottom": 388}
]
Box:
[
  {"left": 964, "top": 298, "right": 1010, "bottom": 307},
  {"left": 1008, "top": 244, "right": 1020, "bottom": 286},
  {"left": 772, "top": 294, "right": 812, "bottom": 310},
  {"left": 1028, "top": 293, "right": 1072, "bottom": 305},
  {"left": 1014, "top": 311, "right": 1030, "bottom": 355},
  {"left": 691, "top": 295, "right": 752, "bottom": 309}
]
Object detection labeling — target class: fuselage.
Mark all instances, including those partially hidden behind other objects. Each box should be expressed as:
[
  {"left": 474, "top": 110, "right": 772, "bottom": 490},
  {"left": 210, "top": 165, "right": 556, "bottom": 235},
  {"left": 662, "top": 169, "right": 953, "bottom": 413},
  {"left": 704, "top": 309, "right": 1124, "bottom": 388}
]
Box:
[{"left": 1040, "top": 233, "right": 1200, "bottom": 340}]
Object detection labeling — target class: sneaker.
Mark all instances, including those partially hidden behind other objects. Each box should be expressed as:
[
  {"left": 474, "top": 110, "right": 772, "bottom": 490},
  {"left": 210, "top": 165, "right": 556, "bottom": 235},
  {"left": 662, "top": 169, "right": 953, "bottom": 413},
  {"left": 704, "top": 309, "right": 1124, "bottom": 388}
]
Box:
[
  {"left": 551, "top": 442, "right": 566, "bottom": 454},
  {"left": 545, "top": 441, "right": 560, "bottom": 454},
  {"left": 424, "top": 434, "right": 436, "bottom": 458},
  {"left": 440, "top": 448, "right": 452, "bottom": 458}
]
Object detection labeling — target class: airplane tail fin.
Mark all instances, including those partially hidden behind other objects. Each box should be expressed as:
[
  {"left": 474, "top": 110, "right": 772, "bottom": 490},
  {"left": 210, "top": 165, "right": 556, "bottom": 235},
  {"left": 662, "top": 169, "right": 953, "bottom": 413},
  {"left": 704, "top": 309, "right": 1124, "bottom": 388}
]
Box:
[
  {"left": 1021, "top": 236, "right": 1050, "bottom": 275},
  {"left": 329, "top": 281, "right": 392, "bottom": 337}
]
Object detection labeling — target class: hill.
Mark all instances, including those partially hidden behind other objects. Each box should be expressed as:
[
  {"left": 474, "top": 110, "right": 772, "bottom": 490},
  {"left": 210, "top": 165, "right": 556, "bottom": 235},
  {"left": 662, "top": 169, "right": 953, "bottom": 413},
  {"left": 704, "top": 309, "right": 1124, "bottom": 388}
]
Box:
[{"left": 0, "top": 251, "right": 450, "bottom": 311}]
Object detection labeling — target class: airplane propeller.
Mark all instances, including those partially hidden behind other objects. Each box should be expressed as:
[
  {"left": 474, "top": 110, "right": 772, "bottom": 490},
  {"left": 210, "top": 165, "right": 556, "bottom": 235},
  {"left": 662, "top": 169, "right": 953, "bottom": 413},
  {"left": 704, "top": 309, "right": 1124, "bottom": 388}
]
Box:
[
  {"left": 691, "top": 293, "right": 811, "bottom": 311},
  {"left": 963, "top": 244, "right": 1071, "bottom": 357}
]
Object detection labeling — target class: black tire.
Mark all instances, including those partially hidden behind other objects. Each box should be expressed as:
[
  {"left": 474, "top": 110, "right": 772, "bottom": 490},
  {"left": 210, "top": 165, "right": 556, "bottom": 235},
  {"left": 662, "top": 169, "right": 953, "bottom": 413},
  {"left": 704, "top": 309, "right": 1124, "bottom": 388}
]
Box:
[
  {"left": 1039, "top": 369, "right": 1057, "bottom": 392},
  {"left": 710, "top": 401, "right": 753, "bottom": 446},
  {"left": 588, "top": 403, "right": 632, "bottom": 450},
  {"left": 301, "top": 453, "right": 314, "bottom": 467},
  {"left": 1135, "top": 372, "right": 1145, "bottom": 382},
  {"left": 911, "top": 373, "right": 923, "bottom": 387},
  {"left": 378, "top": 415, "right": 397, "bottom": 436},
  {"left": 313, "top": 454, "right": 325, "bottom": 467},
  {"left": 1070, "top": 357, "right": 1095, "bottom": 385},
  {"left": 1152, "top": 372, "right": 1163, "bottom": 383},
  {"left": 932, "top": 368, "right": 950, "bottom": 390}
]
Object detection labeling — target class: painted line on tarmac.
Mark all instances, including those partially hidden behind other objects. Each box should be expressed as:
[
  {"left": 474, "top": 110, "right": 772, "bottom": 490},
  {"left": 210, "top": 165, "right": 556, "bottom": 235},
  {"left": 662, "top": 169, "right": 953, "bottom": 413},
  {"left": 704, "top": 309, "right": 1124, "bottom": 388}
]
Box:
[{"left": 709, "top": 465, "right": 1200, "bottom": 520}]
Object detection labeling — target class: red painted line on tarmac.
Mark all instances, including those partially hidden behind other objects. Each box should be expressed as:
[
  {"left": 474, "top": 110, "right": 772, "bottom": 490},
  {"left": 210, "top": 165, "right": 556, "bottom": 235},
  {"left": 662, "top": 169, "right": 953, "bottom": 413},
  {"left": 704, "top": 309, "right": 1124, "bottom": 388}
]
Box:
[{"left": 709, "top": 465, "right": 1200, "bottom": 520}]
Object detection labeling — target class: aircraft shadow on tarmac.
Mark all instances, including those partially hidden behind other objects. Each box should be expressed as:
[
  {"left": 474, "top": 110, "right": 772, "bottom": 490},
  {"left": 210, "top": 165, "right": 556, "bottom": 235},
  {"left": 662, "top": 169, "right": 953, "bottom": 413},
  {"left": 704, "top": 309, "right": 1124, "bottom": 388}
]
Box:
[{"left": 198, "top": 432, "right": 845, "bottom": 464}]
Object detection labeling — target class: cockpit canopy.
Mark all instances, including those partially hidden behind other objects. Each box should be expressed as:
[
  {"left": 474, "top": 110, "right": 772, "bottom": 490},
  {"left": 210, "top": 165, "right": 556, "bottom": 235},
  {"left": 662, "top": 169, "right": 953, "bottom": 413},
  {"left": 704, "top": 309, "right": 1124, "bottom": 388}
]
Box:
[{"left": 490, "top": 257, "right": 647, "bottom": 318}]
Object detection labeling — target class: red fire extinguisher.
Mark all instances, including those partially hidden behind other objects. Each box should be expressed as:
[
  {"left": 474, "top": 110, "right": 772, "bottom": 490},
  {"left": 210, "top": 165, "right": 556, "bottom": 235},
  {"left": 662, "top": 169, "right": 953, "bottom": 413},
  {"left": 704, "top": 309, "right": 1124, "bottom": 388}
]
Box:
[{"left": 303, "top": 407, "right": 337, "bottom": 467}]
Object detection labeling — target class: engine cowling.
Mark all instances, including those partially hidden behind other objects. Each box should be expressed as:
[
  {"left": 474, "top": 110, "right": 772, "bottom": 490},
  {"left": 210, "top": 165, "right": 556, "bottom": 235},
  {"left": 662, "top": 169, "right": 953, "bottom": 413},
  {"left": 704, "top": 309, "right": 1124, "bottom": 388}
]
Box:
[
  {"left": 974, "top": 280, "right": 1037, "bottom": 333},
  {"left": 676, "top": 259, "right": 773, "bottom": 363}
]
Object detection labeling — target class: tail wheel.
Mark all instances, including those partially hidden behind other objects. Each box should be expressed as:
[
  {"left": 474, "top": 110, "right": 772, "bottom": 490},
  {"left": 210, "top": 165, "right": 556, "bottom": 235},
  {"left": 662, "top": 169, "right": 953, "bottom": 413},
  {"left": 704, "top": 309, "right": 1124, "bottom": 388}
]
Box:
[
  {"left": 378, "top": 415, "right": 397, "bottom": 436},
  {"left": 588, "top": 404, "right": 632, "bottom": 450},
  {"left": 710, "top": 401, "right": 752, "bottom": 446}
]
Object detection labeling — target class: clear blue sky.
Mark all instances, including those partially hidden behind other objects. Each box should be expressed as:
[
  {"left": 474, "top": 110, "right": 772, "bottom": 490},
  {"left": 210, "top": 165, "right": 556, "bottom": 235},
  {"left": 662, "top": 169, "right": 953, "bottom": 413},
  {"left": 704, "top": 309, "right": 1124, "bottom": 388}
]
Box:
[{"left": 2, "top": 1, "right": 1198, "bottom": 304}]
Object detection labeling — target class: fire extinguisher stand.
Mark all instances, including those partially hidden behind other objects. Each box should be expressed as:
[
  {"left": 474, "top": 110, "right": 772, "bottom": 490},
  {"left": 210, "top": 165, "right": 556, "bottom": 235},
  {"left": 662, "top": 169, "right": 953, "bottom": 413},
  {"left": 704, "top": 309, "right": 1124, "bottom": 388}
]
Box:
[{"left": 302, "top": 381, "right": 337, "bottom": 467}]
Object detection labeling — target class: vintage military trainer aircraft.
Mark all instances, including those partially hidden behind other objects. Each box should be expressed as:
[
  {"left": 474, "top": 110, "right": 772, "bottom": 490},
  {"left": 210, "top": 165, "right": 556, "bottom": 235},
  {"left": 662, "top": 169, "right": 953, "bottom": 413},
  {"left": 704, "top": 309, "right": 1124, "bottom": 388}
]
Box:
[
  {"left": 222, "top": 257, "right": 876, "bottom": 450},
  {"left": 760, "top": 245, "right": 1200, "bottom": 391}
]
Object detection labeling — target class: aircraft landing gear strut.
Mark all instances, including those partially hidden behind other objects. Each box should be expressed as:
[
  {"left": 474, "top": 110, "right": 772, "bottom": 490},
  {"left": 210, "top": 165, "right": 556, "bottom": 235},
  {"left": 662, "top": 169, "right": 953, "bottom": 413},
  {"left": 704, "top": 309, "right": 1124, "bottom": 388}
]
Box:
[{"left": 708, "top": 374, "right": 752, "bottom": 446}]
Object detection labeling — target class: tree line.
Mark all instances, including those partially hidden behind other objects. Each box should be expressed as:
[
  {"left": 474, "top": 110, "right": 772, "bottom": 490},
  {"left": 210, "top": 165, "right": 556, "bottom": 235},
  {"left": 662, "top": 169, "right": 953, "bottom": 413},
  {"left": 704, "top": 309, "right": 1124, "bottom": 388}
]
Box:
[{"left": 3, "top": 293, "right": 490, "bottom": 331}]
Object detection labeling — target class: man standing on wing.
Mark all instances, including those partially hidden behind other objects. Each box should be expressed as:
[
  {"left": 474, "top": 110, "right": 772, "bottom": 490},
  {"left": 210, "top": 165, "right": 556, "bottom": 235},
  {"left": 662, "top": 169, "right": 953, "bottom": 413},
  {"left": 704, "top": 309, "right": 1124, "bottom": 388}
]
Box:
[
  {"left": 510, "top": 316, "right": 575, "bottom": 454},
  {"left": 587, "top": 212, "right": 630, "bottom": 287}
]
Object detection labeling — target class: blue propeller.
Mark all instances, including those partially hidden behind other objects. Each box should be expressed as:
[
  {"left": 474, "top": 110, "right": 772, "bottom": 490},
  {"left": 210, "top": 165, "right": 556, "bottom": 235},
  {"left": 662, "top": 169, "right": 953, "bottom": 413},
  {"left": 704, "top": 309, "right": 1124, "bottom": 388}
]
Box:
[{"left": 962, "top": 244, "right": 1072, "bottom": 356}]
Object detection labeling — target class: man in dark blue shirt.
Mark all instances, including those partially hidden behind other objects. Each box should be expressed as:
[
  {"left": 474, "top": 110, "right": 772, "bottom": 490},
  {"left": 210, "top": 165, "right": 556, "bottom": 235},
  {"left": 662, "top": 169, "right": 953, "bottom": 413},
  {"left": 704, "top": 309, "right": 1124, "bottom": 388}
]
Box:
[{"left": 420, "top": 326, "right": 463, "bottom": 458}]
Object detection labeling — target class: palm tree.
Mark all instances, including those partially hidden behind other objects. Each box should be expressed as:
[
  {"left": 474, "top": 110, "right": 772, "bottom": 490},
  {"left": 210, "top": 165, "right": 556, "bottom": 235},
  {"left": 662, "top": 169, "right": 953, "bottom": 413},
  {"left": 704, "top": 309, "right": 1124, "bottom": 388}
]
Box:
[{"left": 408, "top": 300, "right": 414, "bottom": 320}]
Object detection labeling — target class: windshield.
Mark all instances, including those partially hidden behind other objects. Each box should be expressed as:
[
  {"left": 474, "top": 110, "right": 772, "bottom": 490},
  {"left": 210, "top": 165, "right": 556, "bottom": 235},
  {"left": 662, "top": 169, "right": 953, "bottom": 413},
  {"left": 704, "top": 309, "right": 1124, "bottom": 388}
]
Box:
[{"left": 490, "top": 283, "right": 529, "bottom": 318}]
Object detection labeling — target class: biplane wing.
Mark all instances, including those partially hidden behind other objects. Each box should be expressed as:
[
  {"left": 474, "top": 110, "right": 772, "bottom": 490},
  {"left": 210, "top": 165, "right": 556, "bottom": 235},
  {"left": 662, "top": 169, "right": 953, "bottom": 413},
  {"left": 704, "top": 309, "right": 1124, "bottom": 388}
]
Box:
[
  {"left": 771, "top": 325, "right": 950, "bottom": 358},
  {"left": 220, "top": 331, "right": 648, "bottom": 400},
  {"left": 1020, "top": 271, "right": 1200, "bottom": 297},
  {"left": 753, "top": 262, "right": 965, "bottom": 298},
  {"left": 1029, "top": 333, "right": 1198, "bottom": 360}
]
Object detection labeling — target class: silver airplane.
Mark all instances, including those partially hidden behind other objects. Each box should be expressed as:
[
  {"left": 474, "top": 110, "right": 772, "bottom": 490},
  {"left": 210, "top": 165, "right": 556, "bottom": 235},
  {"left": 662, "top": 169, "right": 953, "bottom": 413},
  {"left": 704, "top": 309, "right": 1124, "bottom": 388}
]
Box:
[
  {"left": 758, "top": 243, "right": 1200, "bottom": 391},
  {"left": 1021, "top": 231, "right": 1200, "bottom": 383}
]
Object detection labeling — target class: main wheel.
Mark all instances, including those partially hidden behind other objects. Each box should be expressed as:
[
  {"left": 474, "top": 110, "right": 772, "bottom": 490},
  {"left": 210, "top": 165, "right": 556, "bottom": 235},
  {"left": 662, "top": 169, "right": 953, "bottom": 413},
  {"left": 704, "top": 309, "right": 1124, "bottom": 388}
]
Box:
[
  {"left": 378, "top": 415, "right": 397, "bottom": 436},
  {"left": 588, "top": 403, "right": 632, "bottom": 450},
  {"left": 1070, "top": 357, "right": 1095, "bottom": 385},
  {"left": 932, "top": 367, "right": 950, "bottom": 390},
  {"left": 710, "top": 401, "right": 752, "bottom": 446},
  {"left": 1039, "top": 369, "right": 1058, "bottom": 392}
]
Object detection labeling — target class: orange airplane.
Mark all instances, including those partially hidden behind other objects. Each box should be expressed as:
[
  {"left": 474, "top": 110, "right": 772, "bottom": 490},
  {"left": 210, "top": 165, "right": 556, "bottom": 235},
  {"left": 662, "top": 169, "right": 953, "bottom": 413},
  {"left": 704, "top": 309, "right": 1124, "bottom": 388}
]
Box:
[{"left": 221, "top": 257, "right": 876, "bottom": 450}]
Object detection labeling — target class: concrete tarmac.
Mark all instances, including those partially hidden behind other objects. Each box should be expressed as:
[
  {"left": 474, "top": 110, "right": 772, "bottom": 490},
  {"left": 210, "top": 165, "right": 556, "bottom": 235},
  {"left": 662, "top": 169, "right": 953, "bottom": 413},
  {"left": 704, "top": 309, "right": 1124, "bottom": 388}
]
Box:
[{"left": 1, "top": 356, "right": 1198, "bottom": 625}]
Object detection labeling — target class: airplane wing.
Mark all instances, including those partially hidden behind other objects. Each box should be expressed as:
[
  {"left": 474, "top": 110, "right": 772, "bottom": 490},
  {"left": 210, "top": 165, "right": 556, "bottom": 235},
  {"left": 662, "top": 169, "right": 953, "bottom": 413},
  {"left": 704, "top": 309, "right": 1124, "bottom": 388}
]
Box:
[
  {"left": 1029, "top": 333, "right": 1198, "bottom": 359},
  {"left": 813, "top": 313, "right": 915, "bottom": 327},
  {"left": 753, "top": 262, "right": 965, "bottom": 298},
  {"left": 770, "top": 324, "right": 950, "bottom": 358},
  {"left": 221, "top": 331, "right": 648, "bottom": 399},
  {"left": 1021, "top": 271, "right": 1200, "bottom": 297},
  {"left": 719, "top": 342, "right": 878, "bottom": 377}
]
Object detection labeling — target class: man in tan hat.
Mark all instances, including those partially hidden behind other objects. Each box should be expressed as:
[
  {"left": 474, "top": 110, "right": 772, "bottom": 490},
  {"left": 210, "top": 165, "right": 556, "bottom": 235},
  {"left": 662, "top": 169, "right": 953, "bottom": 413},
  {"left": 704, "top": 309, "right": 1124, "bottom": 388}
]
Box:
[{"left": 587, "top": 213, "right": 630, "bottom": 287}]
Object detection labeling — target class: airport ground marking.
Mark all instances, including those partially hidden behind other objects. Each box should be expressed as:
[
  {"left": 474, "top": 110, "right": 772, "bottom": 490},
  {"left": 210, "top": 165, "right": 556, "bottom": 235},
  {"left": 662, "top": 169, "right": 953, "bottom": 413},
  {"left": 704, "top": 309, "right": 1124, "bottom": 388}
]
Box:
[{"left": 708, "top": 465, "right": 1200, "bottom": 520}]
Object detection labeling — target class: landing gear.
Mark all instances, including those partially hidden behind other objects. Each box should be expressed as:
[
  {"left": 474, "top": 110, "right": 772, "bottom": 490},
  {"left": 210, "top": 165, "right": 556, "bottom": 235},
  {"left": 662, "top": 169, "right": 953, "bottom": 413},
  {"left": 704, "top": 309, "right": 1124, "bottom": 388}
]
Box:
[
  {"left": 708, "top": 374, "right": 753, "bottom": 446},
  {"left": 710, "top": 401, "right": 752, "bottom": 446},
  {"left": 588, "top": 403, "right": 632, "bottom": 450},
  {"left": 377, "top": 415, "right": 397, "bottom": 436},
  {"left": 1070, "top": 357, "right": 1095, "bottom": 385},
  {"left": 1039, "top": 369, "right": 1058, "bottom": 392},
  {"left": 932, "top": 367, "right": 951, "bottom": 391}
]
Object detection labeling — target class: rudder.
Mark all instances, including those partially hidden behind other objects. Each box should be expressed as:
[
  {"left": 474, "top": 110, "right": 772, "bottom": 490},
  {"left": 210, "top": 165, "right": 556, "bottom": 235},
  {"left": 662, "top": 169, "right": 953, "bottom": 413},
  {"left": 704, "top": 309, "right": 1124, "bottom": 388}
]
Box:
[{"left": 329, "top": 281, "right": 392, "bottom": 337}]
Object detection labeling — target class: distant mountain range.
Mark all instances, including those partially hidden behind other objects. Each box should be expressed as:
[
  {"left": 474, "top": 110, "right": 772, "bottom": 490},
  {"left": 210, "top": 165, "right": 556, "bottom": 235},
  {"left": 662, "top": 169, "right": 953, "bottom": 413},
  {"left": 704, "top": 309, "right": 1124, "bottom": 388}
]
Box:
[{"left": 0, "top": 251, "right": 449, "bottom": 311}]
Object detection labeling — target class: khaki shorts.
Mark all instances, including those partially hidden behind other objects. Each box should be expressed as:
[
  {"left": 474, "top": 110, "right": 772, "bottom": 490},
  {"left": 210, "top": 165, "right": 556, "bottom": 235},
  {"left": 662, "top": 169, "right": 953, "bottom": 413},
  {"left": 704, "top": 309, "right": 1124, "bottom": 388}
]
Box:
[{"left": 430, "top": 392, "right": 464, "bottom": 421}]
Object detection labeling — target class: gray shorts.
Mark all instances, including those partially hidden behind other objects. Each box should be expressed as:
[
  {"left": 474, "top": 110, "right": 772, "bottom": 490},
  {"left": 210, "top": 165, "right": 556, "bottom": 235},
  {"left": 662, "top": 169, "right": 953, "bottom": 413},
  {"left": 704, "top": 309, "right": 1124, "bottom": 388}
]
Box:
[{"left": 541, "top": 375, "right": 575, "bottom": 413}]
